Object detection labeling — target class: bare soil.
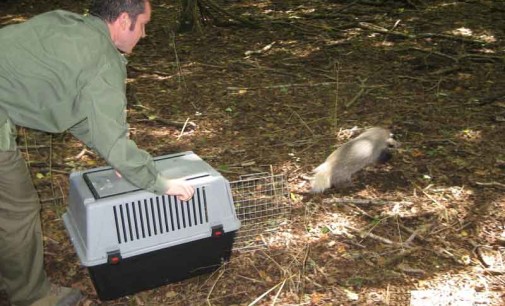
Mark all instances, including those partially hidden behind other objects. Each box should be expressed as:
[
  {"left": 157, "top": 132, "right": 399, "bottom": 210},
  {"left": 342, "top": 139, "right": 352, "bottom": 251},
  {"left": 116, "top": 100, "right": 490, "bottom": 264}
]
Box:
[{"left": 1, "top": 0, "right": 504, "bottom": 305}]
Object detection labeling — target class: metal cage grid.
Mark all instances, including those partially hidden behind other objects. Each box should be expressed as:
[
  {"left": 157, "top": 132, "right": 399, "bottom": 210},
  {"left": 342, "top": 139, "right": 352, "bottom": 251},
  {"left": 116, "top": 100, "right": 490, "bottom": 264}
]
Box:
[{"left": 230, "top": 173, "right": 291, "bottom": 251}]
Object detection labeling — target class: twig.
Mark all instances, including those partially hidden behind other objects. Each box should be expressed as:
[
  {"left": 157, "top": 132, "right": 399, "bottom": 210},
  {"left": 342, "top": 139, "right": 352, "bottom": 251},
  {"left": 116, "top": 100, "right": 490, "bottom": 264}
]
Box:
[
  {"left": 247, "top": 280, "right": 284, "bottom": 306},
  {"left": 397, "top": 263, "right": 427, "bottom": 276},
  {"left": 345, "top": 78, "right": 387, "bottom": 108},
  {"left": 244, "top": 41, "right": 276, "bottom": 57},
  {"left": 358, "top": 22, "right": 414, "bottom": 39},
  {"left": 322, "top": 197, "right": 408, "bottom": 206},
  {"left": 177, "top": 117, "right": 191, "bottom": 140},
  {"left": 473, "top": 181, "right": 505, "bottom": 189},
  {"left": 40, "top": 196, "right": 64, "bottom": 203},
  {"left": 358, "top": 22, "right": 488, "bottom": 45},
  {"left": 404, "top": 228, "right": 420, "bottom": 245},
  {"left": 75, "top": 148, "right": 95, "bottom": 160},
  {"left": 332, "top": 61, "right": 340, "bottom": 130},
  {"left": 408, "top": 47, "right": 458, "bottom": 62},
  {"left": 483, "top": 268, "right": 505, "bottom": 275},
  {"left": 227, "top": 82, "right": 338, "bottom": 92},
  {"left": 287, "top": 106, "right": 315, "bottom": 137},
  {"left": 206, "top": 267, "right": 226, "bottom": 306},
  {"left": 346, "top": 203, "right": 375, "bottom": 220},
  {"left": 383, "top": 247, "right": 422, "bottom": 267},
  {"left": 345, "top": 225, "right": 398, "bottom": 245},
  {"left": 398, "top": 223, "right": 430, "bottom": 238},
  {"left": 345, "top": 77, "right": 369, "bottom": 108},
  {"left": 138, "top": 113, "right": 197, "bottom": 130},
  {"left": 337, "top": 0, "right": 359, "bottom": 12},
  {"left": 259, "top": 250, "right": 287, "bottom": 274},
  {"left": 199, "top": 0, "right": 260, "bottom": 28},
  {"left": 271, "top": 278, "right": 288, "bottom": 306},
  {"left": 417, "top": 32, "right": 488, "bottom": 45},
  {"left": 128, "top": 65, "right": 173, "bottom": 77},
  {"left": 170, "top": 31, "right": 186, "bottom": 88},
  {"left": 418, "top": 186, "right": 448, "bottom": 220},
  {"left": 299, "top": 245, "right": 310, "bottom": 298}
]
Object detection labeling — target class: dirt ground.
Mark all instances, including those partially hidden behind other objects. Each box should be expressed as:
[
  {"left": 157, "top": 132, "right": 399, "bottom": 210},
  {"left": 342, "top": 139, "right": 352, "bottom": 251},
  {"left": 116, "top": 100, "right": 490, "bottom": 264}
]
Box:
[{"left": 1, "top": 0, "right": 504, "bottom": 305}]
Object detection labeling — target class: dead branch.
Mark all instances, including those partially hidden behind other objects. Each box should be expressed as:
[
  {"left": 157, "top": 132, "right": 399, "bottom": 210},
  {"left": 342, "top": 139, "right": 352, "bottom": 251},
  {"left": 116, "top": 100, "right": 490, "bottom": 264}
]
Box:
[
  {"left": 40, "top": 196, "right": 64, "bottom": 203},
  {"left": 473, "top": 181, "right": 505, "bottom": 190},
  {"left": 483, "top": 268, "right": 505, "bottom": 275},
  {"left": 322, "top": 197, "right": 408, "bottom": 206},
  {"left": 346, "top": 203, "right": 375, "bottom": 220},
  {"left": 128, "top": 65, "right": 173, "bottom": 78},
  {"left": 404, "top": 228, "right": 421, "bottom": 246},
  {"left": 345, "top": 225, "right": 399, "bottom": 246},
  {"left": 287, "top": 106, "right": 315, "bottom": 137},
  {"left": 177, "top": 117, "right": 192, "bottom": 140},
  {"left": 417, "top": 32, "right": 488, "bottom": 45},
  {"left": 358, "top": 22, "right": 414, "bottom": 39},
  {"left": 198, "top": 0, "right": 259, "bottom": 28},
  {"left": 408, "top": 47, "right": 458, "bottom": 62},
  {"left": 382, "top": 247, "right": 422, "bottom": 267},
  {"left": 408, "top": 47, "right": 504, "bottom": 64},
  {"left": 396, "top": 263, "right": 427, "bottom": 276},
  {"left": 399, "top": 223, "right": 433, "bottom": 242},
  {"left": 136, "top": 112, "right": 197, "bottom": 130},
  {"left": 75, "top": 148, "right": 95, "bottom": 160},
  {"left": 358, "top": 22, "right": 488, "bottom": 45},
  {"left": 244, "top": 42, "right": 276, "bottom": 57},
  {"left": 227, "top": 82, "right": 338, "bottom": 92},
  {"left": 345, "top": 77, "right": 387, "bottom": 108},
  {"left": 429, "top": 66, "right": 461, "bottom": 76}
]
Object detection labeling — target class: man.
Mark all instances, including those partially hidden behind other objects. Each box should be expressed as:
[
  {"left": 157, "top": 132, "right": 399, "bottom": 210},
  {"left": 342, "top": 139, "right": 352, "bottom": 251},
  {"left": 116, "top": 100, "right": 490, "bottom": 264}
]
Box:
[{"left": 0, "top": 0, "right": 194, "bottom": 304}]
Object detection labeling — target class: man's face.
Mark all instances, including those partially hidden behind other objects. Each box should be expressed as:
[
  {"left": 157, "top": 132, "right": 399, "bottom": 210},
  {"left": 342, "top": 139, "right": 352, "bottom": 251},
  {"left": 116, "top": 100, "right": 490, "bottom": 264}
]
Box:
[{"left": 115, "top": 1, "right": 151, "bottom": 54}]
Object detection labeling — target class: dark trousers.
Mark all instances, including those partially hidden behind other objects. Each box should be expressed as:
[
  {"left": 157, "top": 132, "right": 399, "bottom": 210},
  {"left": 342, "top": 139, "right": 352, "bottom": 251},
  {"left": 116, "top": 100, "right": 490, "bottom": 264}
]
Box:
[{"left": 0, "top": 149, "right": 50, "bottom": 306}]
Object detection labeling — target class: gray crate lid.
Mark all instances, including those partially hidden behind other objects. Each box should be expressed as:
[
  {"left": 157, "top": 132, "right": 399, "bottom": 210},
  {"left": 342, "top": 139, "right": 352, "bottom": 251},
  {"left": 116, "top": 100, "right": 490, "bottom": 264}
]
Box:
[{"left": 83, "top": 152, "right": 217, "bottom": 199}]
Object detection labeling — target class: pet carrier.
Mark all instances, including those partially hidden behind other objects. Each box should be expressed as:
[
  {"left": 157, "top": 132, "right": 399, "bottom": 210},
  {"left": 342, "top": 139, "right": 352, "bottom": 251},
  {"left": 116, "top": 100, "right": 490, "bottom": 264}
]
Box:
[{"left": 63, "top": 151, "right": 240, "bottom": 300}]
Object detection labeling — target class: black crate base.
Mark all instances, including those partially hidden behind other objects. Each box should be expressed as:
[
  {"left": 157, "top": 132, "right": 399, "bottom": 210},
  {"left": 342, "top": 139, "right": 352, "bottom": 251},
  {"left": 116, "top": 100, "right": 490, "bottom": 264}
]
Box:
[{"left": 88, "top": 231, "right": 236, "bottom": 300}]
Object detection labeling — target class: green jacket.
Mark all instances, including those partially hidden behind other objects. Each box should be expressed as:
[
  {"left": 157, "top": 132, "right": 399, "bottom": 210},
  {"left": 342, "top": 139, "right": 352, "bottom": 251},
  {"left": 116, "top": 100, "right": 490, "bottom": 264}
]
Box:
[{"left": 0, "top": 10, "right": 168, "bottom": 194}]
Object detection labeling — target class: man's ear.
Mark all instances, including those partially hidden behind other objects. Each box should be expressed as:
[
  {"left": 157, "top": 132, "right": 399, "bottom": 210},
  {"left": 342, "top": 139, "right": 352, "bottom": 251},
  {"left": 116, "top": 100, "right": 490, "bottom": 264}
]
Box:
[{"left": 118, "top": 12, "right": 130, "bottom": 30}]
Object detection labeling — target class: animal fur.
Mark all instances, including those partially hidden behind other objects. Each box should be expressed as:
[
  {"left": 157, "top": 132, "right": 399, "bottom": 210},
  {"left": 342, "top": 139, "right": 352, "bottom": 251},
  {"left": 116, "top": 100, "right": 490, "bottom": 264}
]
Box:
[{"left": 311, "top": 127, "right": 398, "bottom": 193}]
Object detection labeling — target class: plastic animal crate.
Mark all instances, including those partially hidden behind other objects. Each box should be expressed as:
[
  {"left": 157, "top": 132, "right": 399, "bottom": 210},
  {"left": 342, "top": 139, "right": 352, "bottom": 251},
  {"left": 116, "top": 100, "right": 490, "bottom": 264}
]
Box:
[{"left": 63, "top": 151, "right": 240, "bottom": 300}]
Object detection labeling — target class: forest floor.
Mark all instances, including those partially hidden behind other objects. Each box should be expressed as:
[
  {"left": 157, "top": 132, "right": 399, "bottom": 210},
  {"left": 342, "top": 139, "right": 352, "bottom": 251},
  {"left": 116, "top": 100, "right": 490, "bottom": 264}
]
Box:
[{"left": 1, "top": 0, "right": 504, "bottom": 305}]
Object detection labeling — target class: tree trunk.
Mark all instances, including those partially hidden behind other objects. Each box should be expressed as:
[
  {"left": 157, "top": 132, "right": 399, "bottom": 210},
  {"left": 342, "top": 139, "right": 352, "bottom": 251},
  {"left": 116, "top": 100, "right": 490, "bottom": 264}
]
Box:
[
  {"left": 178, "top": 0, "right": 258, "bottom": 33},
  {"left": 179, "top": 0, "right": 202, "bottom": 33}
]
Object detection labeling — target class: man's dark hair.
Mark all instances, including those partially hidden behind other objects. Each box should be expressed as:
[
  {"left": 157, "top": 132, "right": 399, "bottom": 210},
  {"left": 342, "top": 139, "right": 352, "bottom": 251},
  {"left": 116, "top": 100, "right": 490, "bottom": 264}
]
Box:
[{"left": 90, "top": 0, "right": 147, "bottom": 31}]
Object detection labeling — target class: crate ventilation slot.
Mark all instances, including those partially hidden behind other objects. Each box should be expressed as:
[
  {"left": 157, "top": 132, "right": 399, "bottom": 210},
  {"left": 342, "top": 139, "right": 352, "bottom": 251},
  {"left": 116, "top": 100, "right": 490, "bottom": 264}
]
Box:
[{"left": 112, "top": 187, "right": 209, "bottom": 244}]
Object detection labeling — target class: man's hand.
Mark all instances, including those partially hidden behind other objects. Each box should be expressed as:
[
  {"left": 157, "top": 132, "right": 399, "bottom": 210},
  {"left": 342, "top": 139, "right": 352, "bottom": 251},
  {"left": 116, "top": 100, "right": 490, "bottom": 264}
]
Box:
[{"left": 166, "top": 179, "right": 194, "bottom": 202}]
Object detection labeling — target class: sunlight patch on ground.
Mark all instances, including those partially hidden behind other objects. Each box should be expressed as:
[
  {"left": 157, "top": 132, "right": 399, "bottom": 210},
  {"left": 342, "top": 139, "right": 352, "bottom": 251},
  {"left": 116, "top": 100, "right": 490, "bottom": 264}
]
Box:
[
  {"left": 412, "top": 270, "right": 500, "bottom": 305},
  {"left": 452, "top": 27, "right": 473, "bottom": 37},
  {"left": 253, "top": 39, "right": 321, "bottom": 59},
  {"left": 306, "top": 211, "right": 353, "bottom": 241},
  {"left": 147, "top": 127, "right": 172, "bottom": 137},
  {"left": 456, "top": 128, "right": 482, "bottom": 143},
  {"left": 450, "top": 27, "right": 496, "bottom": 43}
]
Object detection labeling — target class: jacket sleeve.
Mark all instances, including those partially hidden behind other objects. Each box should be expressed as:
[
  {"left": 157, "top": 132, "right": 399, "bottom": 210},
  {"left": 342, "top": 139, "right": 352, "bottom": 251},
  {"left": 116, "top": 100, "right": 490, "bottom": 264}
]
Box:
[{"left": 76, "top": 62, "right": 168, "bottom": 195}]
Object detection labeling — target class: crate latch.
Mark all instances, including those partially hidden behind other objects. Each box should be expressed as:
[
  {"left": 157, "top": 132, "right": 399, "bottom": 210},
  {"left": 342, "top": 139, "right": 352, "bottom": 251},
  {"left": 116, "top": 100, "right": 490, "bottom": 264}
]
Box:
[
  {"left": 107, "top": 250, "right": 122, "bottom": 265},
  {"left": 211, "top": 225, "right": 224, "bottom": 238}
]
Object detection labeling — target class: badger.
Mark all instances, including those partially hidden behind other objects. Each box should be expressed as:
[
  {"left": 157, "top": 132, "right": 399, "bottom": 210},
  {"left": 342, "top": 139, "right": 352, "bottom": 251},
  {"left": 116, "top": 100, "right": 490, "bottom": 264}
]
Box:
[{"left": 311, "top": 127, "right": 398, "bottom": 193}]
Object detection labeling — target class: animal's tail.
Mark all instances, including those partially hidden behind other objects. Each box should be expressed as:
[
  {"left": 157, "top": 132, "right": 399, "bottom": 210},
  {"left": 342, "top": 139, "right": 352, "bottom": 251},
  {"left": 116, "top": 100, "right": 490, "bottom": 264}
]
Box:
[{"left": 310, "top": 161, "right": 332, "bottom": 193}]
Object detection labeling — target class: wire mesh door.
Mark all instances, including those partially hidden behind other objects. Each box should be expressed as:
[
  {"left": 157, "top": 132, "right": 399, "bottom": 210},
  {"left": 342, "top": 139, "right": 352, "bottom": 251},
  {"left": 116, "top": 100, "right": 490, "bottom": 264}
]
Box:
[{"left": 230, "top": 173, "right": 291, "bottom": 251}]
